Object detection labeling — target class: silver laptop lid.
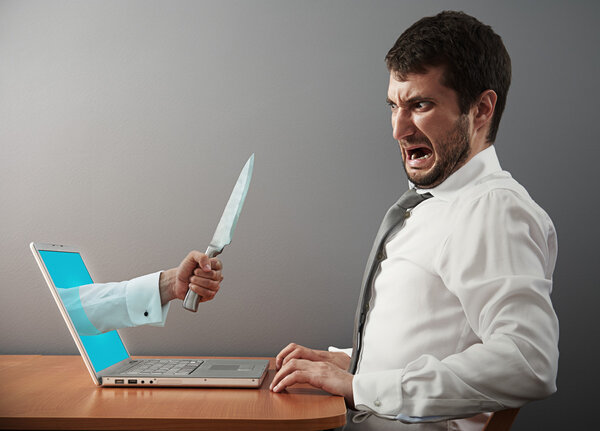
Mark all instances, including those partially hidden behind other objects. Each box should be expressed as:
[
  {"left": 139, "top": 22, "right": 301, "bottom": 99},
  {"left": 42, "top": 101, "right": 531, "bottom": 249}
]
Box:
[{"left": 30, "top": 242, "right": 132, "bottom": 384}]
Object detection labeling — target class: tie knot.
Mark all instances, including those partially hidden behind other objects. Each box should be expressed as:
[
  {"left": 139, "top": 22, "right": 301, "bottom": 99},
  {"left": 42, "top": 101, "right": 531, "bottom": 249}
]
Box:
[{"left": 395, "top": 188, "right": 432, "bottom": 211}]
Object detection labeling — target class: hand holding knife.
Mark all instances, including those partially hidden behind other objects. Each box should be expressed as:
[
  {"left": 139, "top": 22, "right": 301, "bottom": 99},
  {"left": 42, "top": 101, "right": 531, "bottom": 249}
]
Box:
[{"left": 183, "top": 154, "right": 255, "bottom": 312}]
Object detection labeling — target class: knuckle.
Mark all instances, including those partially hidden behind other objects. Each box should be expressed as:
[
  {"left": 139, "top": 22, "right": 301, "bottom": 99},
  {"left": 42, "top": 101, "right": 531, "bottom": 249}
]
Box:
[{"left": 290, "top": 370, "right": 305, "bottom": 381}]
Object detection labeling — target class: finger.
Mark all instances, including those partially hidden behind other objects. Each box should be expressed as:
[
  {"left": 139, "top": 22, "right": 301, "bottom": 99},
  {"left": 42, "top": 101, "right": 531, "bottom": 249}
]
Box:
[
  {"left": 189, "top": 284, "right": 218, "bottom": 302},
  {"left": 193, "top": 268, "right": 223, "bottom": 281},
  {"left": 275, "top": 343, "right": 300, "bottom": 370},
  {"left": 270, "top": 362, "right": 294, "bottom": 390},
  {"left": 189, "top": 251, "right": 211, "bottom": 272},
  {"left": 272, "top": 372, "right": 306, "bottom": 392},
  {"left": 270, "top": 358, "right": 308, "bottom": 390},
  {"left": 209, "top": 258, "right": 223, "bottom": 271},
  {"left": 178, "top": 252, "right": 198, "bottom": 278},
  {"left": 189, "top": 276, "right": 221, "bottom": 292},
  {"left": 281, "top": 347, "right": 319, "bottom": 368},
  {"left": 271, "top": 367, "right": 312, "bottom": 393}
]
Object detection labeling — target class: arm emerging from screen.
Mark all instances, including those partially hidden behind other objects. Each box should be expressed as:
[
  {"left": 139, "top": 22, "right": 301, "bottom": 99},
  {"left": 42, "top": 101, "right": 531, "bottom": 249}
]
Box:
[{"left": 61, "top": 251, "right": 223, "bottom": 335}]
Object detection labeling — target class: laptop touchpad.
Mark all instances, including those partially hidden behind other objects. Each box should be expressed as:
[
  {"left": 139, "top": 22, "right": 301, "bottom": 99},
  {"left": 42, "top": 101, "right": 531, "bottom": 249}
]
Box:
[{"left": 210, "top": 364, "right": 241, "bottom": 371}]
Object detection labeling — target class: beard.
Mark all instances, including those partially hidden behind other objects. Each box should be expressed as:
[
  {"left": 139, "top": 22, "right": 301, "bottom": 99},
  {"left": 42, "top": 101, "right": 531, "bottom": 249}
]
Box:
[{"left": 402, "top": 115, "right": 471, "bottom": 189}]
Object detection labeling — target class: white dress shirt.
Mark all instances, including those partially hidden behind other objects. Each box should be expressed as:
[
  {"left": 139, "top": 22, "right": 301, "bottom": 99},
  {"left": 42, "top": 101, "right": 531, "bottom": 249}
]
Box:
[
  {"left": 342, "top": 146, "right": 558, "bottom": 430},
  {"left": 60, "top": 271, "right": 169, "bottom": 335}
]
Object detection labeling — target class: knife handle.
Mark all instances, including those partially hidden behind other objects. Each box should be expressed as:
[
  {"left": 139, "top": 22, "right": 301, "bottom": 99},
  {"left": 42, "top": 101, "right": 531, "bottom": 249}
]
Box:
[{"left": 182, "top": 245, "right": 221, "bottom": 312}]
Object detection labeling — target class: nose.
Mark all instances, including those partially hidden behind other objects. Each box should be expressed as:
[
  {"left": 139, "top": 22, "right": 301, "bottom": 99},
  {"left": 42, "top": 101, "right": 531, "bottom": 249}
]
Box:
[{"left": 392, "top": 108, "right": 416, "bottom": 141}]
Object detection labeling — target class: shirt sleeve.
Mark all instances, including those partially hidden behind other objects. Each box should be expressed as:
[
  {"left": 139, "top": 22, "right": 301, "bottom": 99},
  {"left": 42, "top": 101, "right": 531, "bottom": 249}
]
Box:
[
  {"left": 75, "top": 271, "right": 170, "bottom": 334},
  {"left": 352, "top": 189, "right": 559, "bottom": 420},
  {"left": 328, "top": 346, "right": 353, "bottom": 357}
]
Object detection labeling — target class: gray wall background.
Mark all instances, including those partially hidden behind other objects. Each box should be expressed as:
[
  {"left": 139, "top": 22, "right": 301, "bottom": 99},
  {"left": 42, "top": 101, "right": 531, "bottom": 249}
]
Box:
[{"left": 1, "top": 1, "right": 598, "bottom": 429}]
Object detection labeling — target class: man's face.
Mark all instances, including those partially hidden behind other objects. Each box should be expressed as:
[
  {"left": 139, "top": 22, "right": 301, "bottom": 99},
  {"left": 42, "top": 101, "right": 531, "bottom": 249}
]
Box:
[{"left": 387, "top": 66, "right": 476, "bottom": 189}]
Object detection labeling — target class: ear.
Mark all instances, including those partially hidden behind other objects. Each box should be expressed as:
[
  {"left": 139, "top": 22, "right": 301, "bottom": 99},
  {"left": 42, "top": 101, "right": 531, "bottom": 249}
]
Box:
[{"left": 472, "top": 89, "right": 497, "bottom": 134}]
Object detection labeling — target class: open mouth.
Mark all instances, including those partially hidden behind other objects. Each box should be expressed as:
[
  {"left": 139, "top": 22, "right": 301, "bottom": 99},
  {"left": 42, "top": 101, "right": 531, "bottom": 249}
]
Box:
[{"left": 407, "top": 146, "right": 433, "bottom": 161}]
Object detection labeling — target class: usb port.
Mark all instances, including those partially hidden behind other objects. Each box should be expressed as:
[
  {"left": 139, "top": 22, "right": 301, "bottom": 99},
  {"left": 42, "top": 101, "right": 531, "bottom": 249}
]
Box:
[
  {"left": 115, "top": 379, "right": 124, "bottom": 384},
  {"left": 128, "top": 379, "right": 138, "bottom": 384}
]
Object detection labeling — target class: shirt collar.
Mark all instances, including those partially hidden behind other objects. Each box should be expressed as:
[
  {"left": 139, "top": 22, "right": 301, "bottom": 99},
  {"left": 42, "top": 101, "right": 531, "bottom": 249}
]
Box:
[{"left": 411, "top": 145, "right": 502, "bottom": 200}]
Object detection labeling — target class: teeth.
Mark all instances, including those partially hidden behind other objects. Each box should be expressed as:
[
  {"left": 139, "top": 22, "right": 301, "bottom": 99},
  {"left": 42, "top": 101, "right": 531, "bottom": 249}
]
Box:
[{"left": 410, "top": 152, "right": 431, "bottom": 160}]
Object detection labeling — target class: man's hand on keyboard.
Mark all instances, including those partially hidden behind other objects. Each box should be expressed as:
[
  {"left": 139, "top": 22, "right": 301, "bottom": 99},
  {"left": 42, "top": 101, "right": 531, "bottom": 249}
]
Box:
[{"left": 270, "top": 343, "right": 354, "bottom": 407}]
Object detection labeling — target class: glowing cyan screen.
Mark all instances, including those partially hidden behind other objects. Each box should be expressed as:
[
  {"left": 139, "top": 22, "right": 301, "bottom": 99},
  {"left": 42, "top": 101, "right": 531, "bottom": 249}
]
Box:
[{"left": 39, "top": 250, "right": 128, "bottom": 372}]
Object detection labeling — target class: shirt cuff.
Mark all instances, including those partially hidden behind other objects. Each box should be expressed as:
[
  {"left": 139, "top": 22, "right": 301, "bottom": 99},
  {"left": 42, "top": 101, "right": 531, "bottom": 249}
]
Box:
[
  {"left": 328, "top": 346, "right": 353, "bottom": 357},
  {"left": 126, "top": 271, "right": 170, "bottom": 327},
  {"left": 353, "top": 369, "right": 404, "bottom": 416}
]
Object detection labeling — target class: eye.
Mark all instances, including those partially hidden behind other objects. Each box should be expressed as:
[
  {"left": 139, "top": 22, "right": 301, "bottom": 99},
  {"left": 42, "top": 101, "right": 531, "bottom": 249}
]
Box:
[
  {"left": 386, "top": 99, "right": 398, "bottom": 110},
  {"left": 413, "top": 101, "right": 433, "bottom": 111}
]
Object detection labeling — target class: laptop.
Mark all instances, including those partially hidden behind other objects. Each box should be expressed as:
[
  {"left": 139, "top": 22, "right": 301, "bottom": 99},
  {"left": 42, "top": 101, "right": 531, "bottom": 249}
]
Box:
[{"left": 30, "top": 242, "right": 269, "bottom": 388}]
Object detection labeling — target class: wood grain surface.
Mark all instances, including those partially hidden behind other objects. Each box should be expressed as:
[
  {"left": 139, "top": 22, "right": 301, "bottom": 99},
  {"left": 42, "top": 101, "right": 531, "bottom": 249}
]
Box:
[{"left": 0, "top": 355, "right": 346, "bottom": 430}]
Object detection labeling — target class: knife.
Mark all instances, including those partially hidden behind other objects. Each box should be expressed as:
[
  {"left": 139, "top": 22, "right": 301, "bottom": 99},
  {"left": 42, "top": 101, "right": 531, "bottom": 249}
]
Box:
[{"left": 182, "top": 153, "right": 255, "bottom": 312}]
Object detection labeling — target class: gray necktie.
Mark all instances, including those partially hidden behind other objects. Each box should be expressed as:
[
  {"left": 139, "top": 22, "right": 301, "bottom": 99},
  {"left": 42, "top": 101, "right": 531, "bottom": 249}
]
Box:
[{"left": 349, "top": 188, "right": 432, "bottom": 374}]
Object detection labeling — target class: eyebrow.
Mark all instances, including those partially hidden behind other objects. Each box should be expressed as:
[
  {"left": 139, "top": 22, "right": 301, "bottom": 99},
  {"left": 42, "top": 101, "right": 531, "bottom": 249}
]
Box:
[{"left": 386, "top": 95, "right": 435, "bottom": 106}]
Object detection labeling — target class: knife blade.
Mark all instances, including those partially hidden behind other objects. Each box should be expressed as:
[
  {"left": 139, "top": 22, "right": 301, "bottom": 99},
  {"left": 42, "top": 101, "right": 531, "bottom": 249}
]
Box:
[{"left": 182, "top": 153, "right": 255, "bottom": 312}]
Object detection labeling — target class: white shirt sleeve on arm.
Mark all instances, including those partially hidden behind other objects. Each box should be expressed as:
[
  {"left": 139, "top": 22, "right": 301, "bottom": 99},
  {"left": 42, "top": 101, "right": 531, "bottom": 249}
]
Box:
[
  {"left": 328, "top": 346, "right": 353, "bottom": 357},
  {"left": 352, "top": 189, "right": 559, "bottom": 420},
  {"left": 77, "top": 271, "right": 170, "bottom": 334}
]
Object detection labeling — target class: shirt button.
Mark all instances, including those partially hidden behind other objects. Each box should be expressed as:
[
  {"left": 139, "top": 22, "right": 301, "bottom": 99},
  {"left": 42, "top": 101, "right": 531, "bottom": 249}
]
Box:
[
  {"left": 377, "top": 252, "right": 383, "bottom": 260},
  {"left": 374, "top": 399, "right": 382, "bottom": 407},
  {"left": 144, "top": 311, "right": 149, "bottom": 317}
]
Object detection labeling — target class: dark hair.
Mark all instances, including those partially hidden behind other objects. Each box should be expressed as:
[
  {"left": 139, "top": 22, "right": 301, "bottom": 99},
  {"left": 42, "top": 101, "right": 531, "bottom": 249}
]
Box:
[{"left": 385, "top": 11, "right": 511, "bottom": 143}]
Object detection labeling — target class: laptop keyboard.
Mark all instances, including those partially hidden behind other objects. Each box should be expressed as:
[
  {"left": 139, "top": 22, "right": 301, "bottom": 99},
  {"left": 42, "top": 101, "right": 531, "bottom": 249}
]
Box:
[{"left": 121, "top": 359, "right": 203, "bottom": 376}]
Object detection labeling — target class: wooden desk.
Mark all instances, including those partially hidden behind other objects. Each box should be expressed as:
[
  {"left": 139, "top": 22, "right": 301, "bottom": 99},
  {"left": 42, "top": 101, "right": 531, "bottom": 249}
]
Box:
[{"left": 0, "top": 355, "right": 346, "bottom": 430}]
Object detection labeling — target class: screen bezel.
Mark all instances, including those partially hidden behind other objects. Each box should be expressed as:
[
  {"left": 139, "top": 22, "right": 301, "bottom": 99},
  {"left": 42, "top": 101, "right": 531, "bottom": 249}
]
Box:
[{"left": 30, "top": 242, "right": 132, "bottom": 385}]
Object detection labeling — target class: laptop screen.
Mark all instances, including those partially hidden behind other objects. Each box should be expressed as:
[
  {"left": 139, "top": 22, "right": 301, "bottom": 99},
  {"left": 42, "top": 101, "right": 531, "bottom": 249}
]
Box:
[{"left": 38, "top": 250, "right": 129, "bottom": 372}]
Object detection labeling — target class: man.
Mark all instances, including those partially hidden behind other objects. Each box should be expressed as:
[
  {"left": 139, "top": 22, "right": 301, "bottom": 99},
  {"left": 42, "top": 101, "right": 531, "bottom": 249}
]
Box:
[
  {"left": 62, "top": 250, "right": 223, "bottom": 335},
  {"left": 270, "top": 11, "right": 559, "bottom": 431}
]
